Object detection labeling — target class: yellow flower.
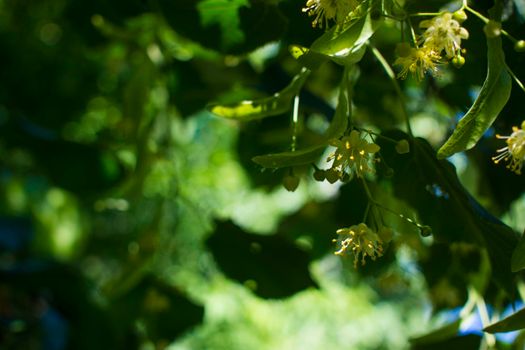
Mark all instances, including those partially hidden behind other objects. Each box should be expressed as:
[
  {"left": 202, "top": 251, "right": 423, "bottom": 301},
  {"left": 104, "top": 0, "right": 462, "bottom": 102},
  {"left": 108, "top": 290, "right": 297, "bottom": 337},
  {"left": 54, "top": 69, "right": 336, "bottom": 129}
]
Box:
[
  {"left": 419, "top": 12, "right": 469, "bottom": 59},
  {"left": 302, "top": 0, "right": 357, "bottom": 28},
  {"left": 334, "top": 223, "right": 384, "bottom": 267},
  {"left": 327, "top": 130, "right": 380, "bottom": 179},
  {"left": 492, "top": 121, "right": 525, "bottom": 175},
  {"left": 394, "top": 45, "right": 441, "bottom": 81}
]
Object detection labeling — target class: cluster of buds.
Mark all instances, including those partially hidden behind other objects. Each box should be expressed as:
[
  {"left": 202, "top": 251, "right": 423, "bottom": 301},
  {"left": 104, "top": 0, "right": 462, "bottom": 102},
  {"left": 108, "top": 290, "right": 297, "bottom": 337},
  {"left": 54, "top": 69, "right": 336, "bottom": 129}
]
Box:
[{"left": 395, "top": 11, "right": 469, "bottom": 80}]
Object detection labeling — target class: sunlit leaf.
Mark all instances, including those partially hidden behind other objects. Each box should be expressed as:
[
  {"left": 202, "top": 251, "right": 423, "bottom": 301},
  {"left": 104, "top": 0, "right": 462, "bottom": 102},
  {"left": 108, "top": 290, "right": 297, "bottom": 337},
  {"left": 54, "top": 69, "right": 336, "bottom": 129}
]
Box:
[
  {"left": 208, "top": 68, "right": 310, "bottom": 120},
  {"left": 484, "top": 307, "right": 525, "bottom": 333},
  {"left": 303, "top": 3, "right": 381, "bottom": 67},
  {"left": 437, "top": 26, "right": 511, "bottom": 158},
  {"left": 289, "top": 44, "right": 328, "bottom": 70}
]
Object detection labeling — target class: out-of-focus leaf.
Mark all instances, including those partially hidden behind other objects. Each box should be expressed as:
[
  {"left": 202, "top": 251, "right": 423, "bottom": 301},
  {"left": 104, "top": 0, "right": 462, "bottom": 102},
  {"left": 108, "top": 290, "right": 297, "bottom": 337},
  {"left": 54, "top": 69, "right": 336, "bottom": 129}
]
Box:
[
  {"left": 206, "top": 220, "right": 317, "bottom": 299},
  {"left": 111, "top": 274, "right": 204, "bottom": 345},
  {"left": 511, "top": 230, "right": 525, "bottom": 272},
  {"left": 1, "top": 261, "right": 116, "bottom": 349},
  {"left": 208, "top": 68, "right": 310, "bottom": 120},
  {"left": 158, "top": 0, "right": 286, "bottom": 54},
  {"left": 437, "top": 18, "right": 511, "bottom": 158},
  {"left": 380, "top": 130, "right": 518, "bottom": 294},
  {"left": 515, "top": 0, "right": 525, "bottom": 20},
  {"left": 484, "top": 307, "right": 525, "bottom": 333},
  {"left": 410, "top": 319, "right": 462, "bottom": 346}
]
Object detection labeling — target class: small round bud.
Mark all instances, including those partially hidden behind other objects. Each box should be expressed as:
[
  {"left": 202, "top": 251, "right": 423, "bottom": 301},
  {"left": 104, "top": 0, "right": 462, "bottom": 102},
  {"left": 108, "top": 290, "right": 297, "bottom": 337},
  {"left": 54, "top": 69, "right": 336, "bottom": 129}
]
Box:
[
  {"left": 283, "top": 174, "right": 300, "bottom": 192},
  {"left": 313, "top": 169, "right": 326, "bottom": 182},
  {"left": 395, "top": 139, "right": 410, "bottom": 154},
  {"left": 514, "top": 40, "right": 525, "bottom": 52},
  {"left": 452, "top": 55, "right": 465, "bottom": 68},
  {"left": 419, "top": 225, "right": 433, "bottom": 237},
  {"left": 453, "top": 10, "right": 468, "bottom": 23},
  {"left": 395, "top": 43, "right": 412, "bottom": 58},
  {"left": 483, "top": 20, "right": 502, "bottom": 38},
  {"left": 340, "top": 172, "right": 352, "bottom": 183},
  {"left": 325, "top": 169, "right": 339, "bottom": 184}
]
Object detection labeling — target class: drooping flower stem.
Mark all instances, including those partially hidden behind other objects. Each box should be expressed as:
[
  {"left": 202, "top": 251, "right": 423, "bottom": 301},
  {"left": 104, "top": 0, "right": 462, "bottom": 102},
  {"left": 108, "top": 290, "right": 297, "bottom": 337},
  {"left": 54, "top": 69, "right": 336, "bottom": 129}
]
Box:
[
  {"left": 291, "top": 93, "right": 300, "bottom": 152},
  {"left": 504, "top": 63, "right": 525, "bottom": 95},
  {"left": 464, "top": 5, "right": 519, "bottom": 43},
  {"left": 370, "top": 45, "right": 413, "bottom": 136}
]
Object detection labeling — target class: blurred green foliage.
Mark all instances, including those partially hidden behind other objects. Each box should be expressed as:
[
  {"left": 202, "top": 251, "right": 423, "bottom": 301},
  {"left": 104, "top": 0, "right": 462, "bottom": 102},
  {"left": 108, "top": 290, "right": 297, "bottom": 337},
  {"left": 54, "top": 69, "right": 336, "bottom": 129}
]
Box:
[{"left": 1, "top": 0, "right": 525, "bottom": 349}]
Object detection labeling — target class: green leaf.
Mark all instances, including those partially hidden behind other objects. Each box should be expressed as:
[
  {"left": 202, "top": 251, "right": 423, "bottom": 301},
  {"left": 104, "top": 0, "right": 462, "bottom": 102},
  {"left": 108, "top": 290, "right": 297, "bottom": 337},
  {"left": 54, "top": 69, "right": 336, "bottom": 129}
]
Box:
[
  {"left": 252, "top": 144, "right": 327, "bottom": 168},
  {"left": 511, "top": 230, "right": 525, "bottom": 272},
  {"left": 484, "top": 307, "right": 525, "bottom": 333},
  {"left": 208, "top": 69, "right": 310, "bottom": 120},
  {"left": 380, "top": 130, "right": 519, "bottom": 294},
  {"left": 301, "top": 3, "right": 382, "bottom": 67},
  {"left": 410, "top": 319, "right": 462, "bottom": 346},
  {"left": 437, "top": 28, "right": 511, "bottom": 159}
]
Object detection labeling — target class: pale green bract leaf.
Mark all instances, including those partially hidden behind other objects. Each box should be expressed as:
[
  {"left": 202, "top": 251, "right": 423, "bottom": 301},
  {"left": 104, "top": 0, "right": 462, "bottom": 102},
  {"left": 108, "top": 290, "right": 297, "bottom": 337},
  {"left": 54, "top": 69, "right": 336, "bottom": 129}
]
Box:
[
  {"left": 208, "top": 68, "right": 310, "bottom": 120},
  {"left": 252, "top": 144, "right": 326, "bottom": 168},
  {"left": 437, "top": 33, "right": 512, "bottom": 159},
  {"left": 251, "top": 67, "right": 355, "bottom": 169}
]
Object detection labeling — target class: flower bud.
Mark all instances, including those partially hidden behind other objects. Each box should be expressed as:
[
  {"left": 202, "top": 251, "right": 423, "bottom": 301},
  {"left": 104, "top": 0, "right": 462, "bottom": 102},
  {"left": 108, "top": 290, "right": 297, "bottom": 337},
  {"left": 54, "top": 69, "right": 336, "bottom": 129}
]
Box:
[
  {"left": 483, "top": 20, "right": 502, "bottom": 38},
  {"left": 419, "top": 225, "right": 433, "bottom": 237},
  {"left": 325, "top": 169, "right": 340, "bottom": 184},
  {"left": 313, "top": 168, "right": 326, "bottom": 182},
  {"left": 453, "top": 10, "right": 468, "bottom": 23},
  {"left": 514, "top": 40, "right": 525, "bottom": 52},
  {"left": 395, "top": 139, "right": 410, "bottom": 154},
  {"left": 452, "top": 55, "right": 465, "bottom": 68},
  {"left": 283, "top": 174, "right": 300, "bottom": 192}
]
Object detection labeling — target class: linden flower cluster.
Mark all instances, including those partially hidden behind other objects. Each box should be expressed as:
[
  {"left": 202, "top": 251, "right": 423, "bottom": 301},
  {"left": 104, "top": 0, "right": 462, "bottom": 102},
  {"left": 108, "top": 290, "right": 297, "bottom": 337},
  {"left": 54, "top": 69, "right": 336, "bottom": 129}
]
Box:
[
  {"left": 302, "top": 0, "right": 359, "bottom": 28},
  {"left": 326, "top": 130, "right": 380, "bottom": 180},
  {"left": 394, "top": 45, "right": 441, "bottom": 81},
  {"left": 334, "top": 223, "right": 384, "bottom": 267},
  {"left": 419, "top": 12, "right": 469, "bottom": 59},
  {"left": 492, "top": 121, "right": 525, "bottom": 175},
  {"left": 395, "top": 11, "right": 469, "bottom": 80}
]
